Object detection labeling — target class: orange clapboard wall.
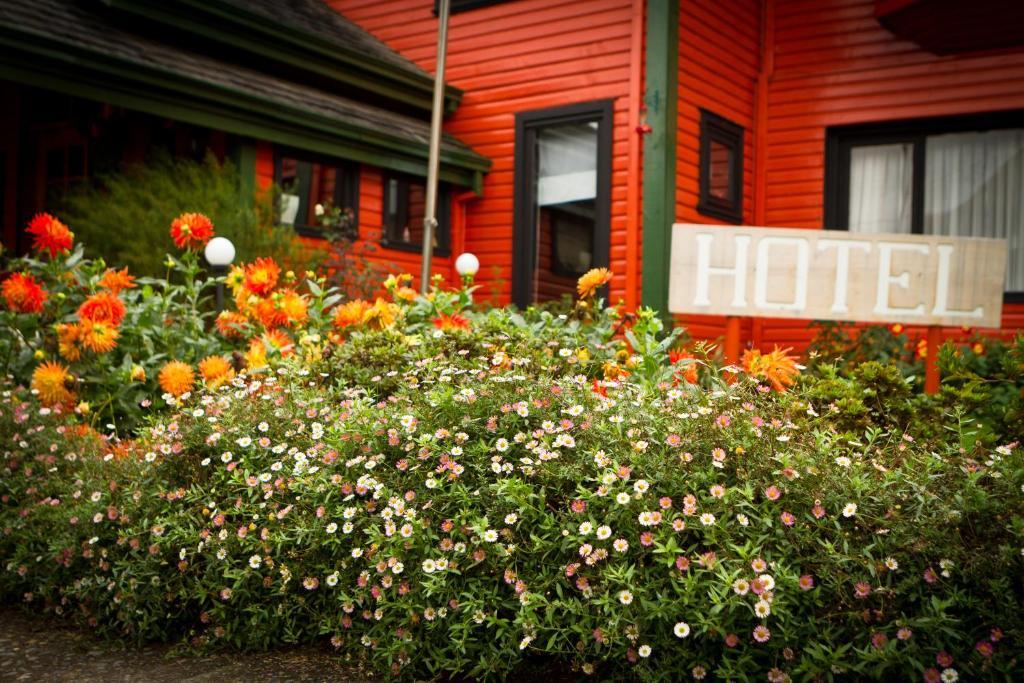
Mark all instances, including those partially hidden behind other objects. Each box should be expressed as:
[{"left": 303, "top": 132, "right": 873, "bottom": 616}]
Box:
[
  {"left": 327, "top": 0, "right": 639, "bottom": 305},
  {"left": 674, "top": 0, "right": 763, "bottom": 343},
  {"left": 757, "top": 0, "right": 1024, "bottom": 351}
]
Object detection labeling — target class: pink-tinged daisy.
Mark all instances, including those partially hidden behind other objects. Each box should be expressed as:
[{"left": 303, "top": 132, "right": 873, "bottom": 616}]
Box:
[
  {"left": 798, "top": 574, "right": 815, "bottom": 591},
  {"left": 752, "top": 625, "right": 771, "bottom": 643}
]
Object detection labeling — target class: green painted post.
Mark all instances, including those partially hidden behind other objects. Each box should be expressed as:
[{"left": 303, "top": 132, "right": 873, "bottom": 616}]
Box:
[
  {"left": 641, "top": 0, "right": 679, "bottom": 313},
  {"left": 231, "top": 137, "right": 257, "bottom": 203}
]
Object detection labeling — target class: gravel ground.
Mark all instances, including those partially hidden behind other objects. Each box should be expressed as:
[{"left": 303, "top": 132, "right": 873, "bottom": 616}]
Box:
[{"left": 0, "top": 605, "right": 376, "bottom": 683}]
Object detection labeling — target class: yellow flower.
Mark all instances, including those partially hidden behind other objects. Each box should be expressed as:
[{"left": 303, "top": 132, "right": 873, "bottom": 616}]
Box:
[
  {"left": 56, "top": 322, "right": 83, "bottom": 361},
  {"left": 245, "top": 339, "right": 268, "bottom": 370},
  {"left": 130, "top": 365, "right": 146, "bottom": 382},
  {"left": 158, "top": 361, "right": 195, "bottom": 397},
  {"left": 576, "top": 267, "right": 613, "bottom": 299},
  {"left": 31, "top": 361, "right": 74, "bottom": 406},
  {"left": 362, "top": 298, "right": 402, "bottom": 330}
]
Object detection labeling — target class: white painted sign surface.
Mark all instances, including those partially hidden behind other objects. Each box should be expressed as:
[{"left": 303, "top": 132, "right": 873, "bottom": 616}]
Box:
[{"left": 668, "top": 224, "right": 1007, "bottom": 327}]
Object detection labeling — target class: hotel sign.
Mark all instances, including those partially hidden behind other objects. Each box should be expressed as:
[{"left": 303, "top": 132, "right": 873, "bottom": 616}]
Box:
[{"left": 668, "top": 224, "right": 1007, "bottom": 327}]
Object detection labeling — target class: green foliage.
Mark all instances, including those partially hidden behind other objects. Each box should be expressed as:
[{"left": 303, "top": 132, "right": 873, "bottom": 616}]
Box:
[
  {"left": 60, "top": 154, "right": 315, "bottom": 277},
  {"left": 1, "top": 304, "right": 1021, "bottom": 681}
]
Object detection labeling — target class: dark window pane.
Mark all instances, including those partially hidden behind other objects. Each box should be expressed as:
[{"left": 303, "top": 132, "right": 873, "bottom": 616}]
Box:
[
  {"left": 709, "top": 140, "right": 732, "bottom": 200},
  {"left": 383, "top": 173, "right": 448, "bottom": 251}
]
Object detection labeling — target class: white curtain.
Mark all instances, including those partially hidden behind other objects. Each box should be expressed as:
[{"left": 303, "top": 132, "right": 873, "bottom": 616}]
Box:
[
  {"left": 848, "top": 143, "right": 914, "bottom": 234},
  {"left": 925, "top": 129, "right": 1024, "bottom": 292},
  {"left": 537, "top": 122, "right": 597, "bottom": 206}
]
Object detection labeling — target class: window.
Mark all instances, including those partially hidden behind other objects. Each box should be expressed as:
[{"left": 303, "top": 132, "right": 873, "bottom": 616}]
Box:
[
  {"left": 381, "top": 172, "right": 450, "bottom": 255},
  {"left": 274, "top": 152, "right": 359, "bottom": 238},
  {"left": 698, "top": 109, "right": 744, "bottom": 224},
  {"left": 825, "top": 112, "right": 1024, "bottom": 296},
  {"left": 512, "top": 100, "right": 612, "bottom": 306}
]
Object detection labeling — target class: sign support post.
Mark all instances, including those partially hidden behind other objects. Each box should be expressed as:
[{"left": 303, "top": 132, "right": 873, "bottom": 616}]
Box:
[
  {"left": 925, "top": 325, "right": 942, "bottom": 394},
  {"left": 724, "top": 315, "right": 741, "bottom": 364}
]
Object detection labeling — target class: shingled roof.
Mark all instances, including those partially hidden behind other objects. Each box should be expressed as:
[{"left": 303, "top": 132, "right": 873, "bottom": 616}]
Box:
[{"left": 0, "top": 0, "right": 487, "bottom": 188}]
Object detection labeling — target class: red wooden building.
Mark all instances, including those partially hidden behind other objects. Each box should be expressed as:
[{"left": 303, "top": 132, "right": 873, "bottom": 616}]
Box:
[{"left": 3, "top": 0, "right": 1023, "bottom": 352}]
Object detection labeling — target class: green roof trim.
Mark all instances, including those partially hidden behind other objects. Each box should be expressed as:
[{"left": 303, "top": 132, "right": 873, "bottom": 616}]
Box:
[
  {"left": 0, "top": 23, "right": 489, "bottom": 190},
  {"left": 100, "top": 0, "right": 463, "bottom": 116}
]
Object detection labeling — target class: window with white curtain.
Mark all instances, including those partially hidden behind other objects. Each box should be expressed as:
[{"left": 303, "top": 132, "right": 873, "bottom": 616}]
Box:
[{"left": 831, "top": 116, "right": 1024, "bottom": 294}]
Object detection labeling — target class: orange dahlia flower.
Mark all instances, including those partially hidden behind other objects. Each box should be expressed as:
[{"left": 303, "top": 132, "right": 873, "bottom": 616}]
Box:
[
  {"left": 576, "top": 267, "right": 613, "bottom": 299},
  {"left": 56, "top": 322, "right": 84, "bottom": 361},
  {"left": 2, "top": 272, "right": 47, "bottom": 314},
  {"left": 215, "top": 310, "right": 249, "bottom": 338},
  {"left": 31, "top": 361, "right": 74, "bottom": 406},
  {"left": 261, "top": 328, "right": 295, "bottom": 357},
  {"left": 158, "top": 360, "right": 195, "bottom": 397},
  {"left": 668, "top": 350, "right": 699, "bottom": 384},
  {"left": 244, "top": 338, "right": 268, "bottom": 369},
  {"left": 741, "top": 347, "right": 800, "bottom": 392},
  {"left": 78, "top": 291, "right": 127, "bottom": 326},
  {"left": 252, "top": 296, "right": 288, "bottom": 329},
  {"left": 243, "top": 257, "right": 281, "bottom": 296},
  {"left": 278, "top": 289, "right": 308, "bottom": 326},
  {"left": 97, "top": 267, "right": 136, "bottom": 295},
  {"left": 26, "top": 213, "right": 74, "bottom": 257},
  {"left": 331, "top": 299, "right": 371, "bottom": 330},
  {"left": 432, "top": 313, "right": 470, "bottom": 331},
  {"left": 198, "top": 355, "right": 235, "bottom": 389},
  {"left": 169, "top": 212, "right": 214, "bottom": 250},
  {"left": 79, "top": 320, "right": 119, "bottom": 354}
]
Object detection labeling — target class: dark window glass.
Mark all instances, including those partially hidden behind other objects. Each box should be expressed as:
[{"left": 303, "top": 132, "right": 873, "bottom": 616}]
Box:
[
  {"left": 275, "top": 153, "right": 359, "bottom": 238},
  {"left": 381, "top": 172, "right": 449, "bottom": 254},
  {"left": 698, "top": 109, "right": 744, "bottom": 223}
]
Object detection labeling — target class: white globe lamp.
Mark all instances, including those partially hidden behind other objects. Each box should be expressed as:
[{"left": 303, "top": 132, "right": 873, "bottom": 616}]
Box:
[
  {"left": 204, "top": 237, "right": 236, "bottom": 312},
  {"left": 455, "top": 252, "right": 480, "bottom": 283}
]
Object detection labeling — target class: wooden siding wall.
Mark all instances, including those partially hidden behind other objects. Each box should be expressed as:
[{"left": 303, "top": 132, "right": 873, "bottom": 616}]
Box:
[
  {"left": 676, "top": 0, "right": 1024, "bottom": 353},
  {"left": 674, "top": 0, "right": 762, "bottom": 342},
  {"left": 328, "top": 0, "right": 637, "bottom": 304}
]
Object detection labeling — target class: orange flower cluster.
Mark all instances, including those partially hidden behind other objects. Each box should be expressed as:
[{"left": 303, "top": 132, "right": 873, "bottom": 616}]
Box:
[
  {"left": 198, "top": 355, "right": 235, "bottom": 389},
  {"left": 668, "top": 350, "right": 699, "bottom": 385},
  {"left": 577, "top": 267, "right": 613, "bottom": 299},
  {"left": 433, "top": 313, "right": 470, "bottom": 331},
  {"left": 169, "top": 212, "right": 214, "bottom": 250},
  {"left": 741, "top": 347, "right": 800, "bottom": 392},
  {"left": 27, "top": 213, "right": 74, "bottom": 257},
  {"left": 158, "top": 360, "right": 195, "bottom": 397},
  {"left": 31, "top": 361, "right": 74, "bottom": 407},
  {"left": 97, "top": 267, "right": 136, "bottom": 295},
  {"left": 54, "top": 271, "right": 134, "bottom": 360},
  {"left": 2, "top": 272, "right": 47, "bottom": 314}
]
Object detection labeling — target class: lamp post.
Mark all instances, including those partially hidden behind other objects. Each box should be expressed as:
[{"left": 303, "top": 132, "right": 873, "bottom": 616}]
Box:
[
  {"left": 204, "top": 236, "right": 236, "bottom": 313},
  {"left": 420, "top": 0, "right": 451, "bottom": 293}
]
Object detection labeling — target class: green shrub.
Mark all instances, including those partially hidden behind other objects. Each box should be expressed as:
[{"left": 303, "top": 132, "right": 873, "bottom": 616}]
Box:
[
  {"left": 60, "top": 154, "right": 315, "bottom": 277},
  {"left": 2, "top": 304, "right": 1021, "bottom": 681}
]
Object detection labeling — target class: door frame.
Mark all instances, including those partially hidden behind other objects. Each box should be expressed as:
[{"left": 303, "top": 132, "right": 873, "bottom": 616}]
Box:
[{"left": 512, "top": 99, "right": 613, "bottom": 308}]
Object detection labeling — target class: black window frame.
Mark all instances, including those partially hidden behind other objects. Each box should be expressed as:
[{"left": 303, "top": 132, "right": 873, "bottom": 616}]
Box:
[
  {"left": 380, "top": 170, "right": 451, "bottom": 257},
  {"left": 512, "top": 99, "right": 613, "bottom": 308},
  {"left": 697, "top": 109, "right": 745, "bottom": 224},
  {"left": 434, "top": 0, "right": 511, "bottom": 15},
  {"left": 824, "top": 109, "right": 1024, "bottom": 301},
  {"left": 273, "top": 149, "right": 359, "bottom": 239}
]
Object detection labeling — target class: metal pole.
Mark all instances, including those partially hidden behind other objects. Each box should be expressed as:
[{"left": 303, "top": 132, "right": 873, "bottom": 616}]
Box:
[{"left": 420, "top": 0, "right": 450, "bottom": 294}]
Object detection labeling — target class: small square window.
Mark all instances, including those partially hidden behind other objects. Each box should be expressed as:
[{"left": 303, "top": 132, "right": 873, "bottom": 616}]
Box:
[
  {"left": 698, "top": 109, "right": 744, "bottom": 223},
  {"left": 274, "top": 152, "right": 359, "bottom": 238},
  {"left": 381, "top": 172, "right": 450, "bottom": 256}
]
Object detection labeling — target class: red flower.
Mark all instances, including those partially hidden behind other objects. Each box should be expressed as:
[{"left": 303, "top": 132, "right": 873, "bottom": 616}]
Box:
[
  {"left": 78, "top": 291, "right": 126, "bottom": 326},
  {"left": 432, "top": 313, "right": 470, "bottom": 331},
  {"left": 2, "top": 273, "right": 48, "bottom": 313},
  {"left": 170, "top": 212, "right": 215, "bottom": 250},
  {"left": 242, "top": 257, "right": 281, "bottom": 296},
  {"left": 26, "top": 213, "right": 74, "bottom": 257}
]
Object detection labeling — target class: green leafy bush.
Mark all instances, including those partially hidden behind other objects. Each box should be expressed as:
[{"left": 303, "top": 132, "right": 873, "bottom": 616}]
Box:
[
  {"left": 60, "top": 154, "right": 315, "bottom": 277},
  {"left": 1, "top": 299, "right": 1020, "bottom": 681}
]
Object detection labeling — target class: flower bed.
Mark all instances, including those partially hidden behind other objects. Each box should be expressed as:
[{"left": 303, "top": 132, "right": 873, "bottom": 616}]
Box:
[{"left": 1, "top": 215, "right": 1022, "bottom": 681}]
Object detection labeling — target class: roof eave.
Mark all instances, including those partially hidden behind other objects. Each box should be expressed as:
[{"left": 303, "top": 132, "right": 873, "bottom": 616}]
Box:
[{"left": 99, "top": 0, "right": 464, "bottom": 116}]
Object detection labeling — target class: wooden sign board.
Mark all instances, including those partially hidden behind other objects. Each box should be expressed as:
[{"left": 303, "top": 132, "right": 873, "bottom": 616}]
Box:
[{"left": 668, "top": 224, "right": 1007, "bottom": 327}]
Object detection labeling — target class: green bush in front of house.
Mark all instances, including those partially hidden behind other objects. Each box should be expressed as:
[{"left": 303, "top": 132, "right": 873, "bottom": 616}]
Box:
[
  {"left": 59, "top": 153, "right": 315, "bottom": 277},
  {"left": 1, "top": 288, "right": 1021, "bottom": 681}
]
